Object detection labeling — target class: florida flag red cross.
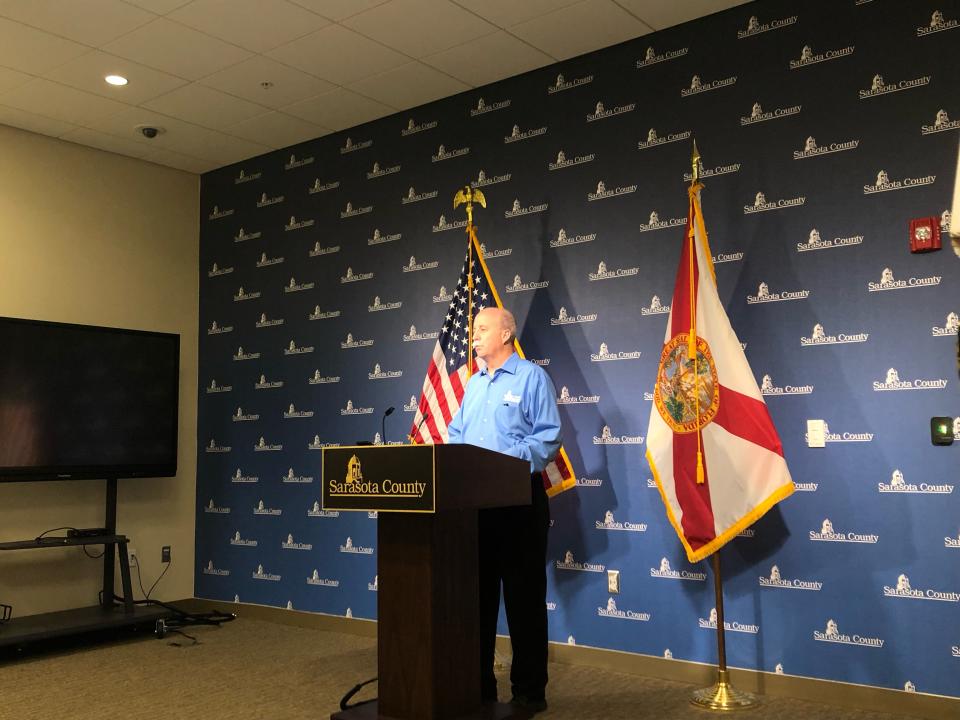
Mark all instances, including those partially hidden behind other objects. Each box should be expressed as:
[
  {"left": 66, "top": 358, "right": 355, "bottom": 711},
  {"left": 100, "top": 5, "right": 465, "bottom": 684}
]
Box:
[{"left": 646, "top": 182, "right": 794, "bottom": 563}]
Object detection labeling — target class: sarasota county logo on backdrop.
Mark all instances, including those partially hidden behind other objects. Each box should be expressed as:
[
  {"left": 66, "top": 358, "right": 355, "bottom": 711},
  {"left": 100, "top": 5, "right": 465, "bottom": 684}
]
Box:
[
  {"left": 737, "top": 13, "right": 797, "bottom": 39},
  {"left": 592, "top": 424, "right": 643, "bottom": 445},
  {"left": 207, "top": 320, "right": 233, "bottom": 335},
  {"left": 471, "top": 169, "right": 511, "bottom": 187},
  {"left": 793, "top": 135, "right": 859, "bottom": 160},
  {"left": 469, "top": 96, "right": 510, "bottom": 116},
  {"left": 308, "top": 176, "right": 339, "bottom": 194},
  {"left": 590, "top": 341, "right": 640, "bottom": 361},
  {"left": 208, "top": 205, "right": 234, "bottom": 220},
  {"left": 402, "top": 186, "right": 438, "bottom": 204},
  {"left": 341, "top": 267, "right": 374, "bottom": 284},
  {"left": 650, "top": 557, "right": 707, "bottom": 581},
  {"left": 205, "top": 438, "right": 230, "bottom": 453},
  {"left": 203, "top": 499, "right": 230, "bottom": 514},
  {"left": 340, "top": 201, "right": 373, "bottom": 218},
  {"left": 586, "top": 99, "right": 636, "bottom": 122},
  {"left": 680, "top": 73, "right": 737, "bottom": 97},
  {"left": 207, "top": 262, "right": 233, "bottom": 278},
  {"left": 638, "top": 127, "right": 691, "bottom": 150},
  {"left": 504, "top": 123, "right": 548, "bottom": 143},
  {"left": 403, "top": 324, "right": 439, "bottom": 342},
  {"left": 203, "top": 560, "right": 229, "bottom": 576},
  {"left": 760, "top": 373, "right": 813, "bottom": 396},
  {"left": 809, "top": 518, "right": 878, "bottom": 543},
  {"left": 877, "top": 468, "right": 953, "bottom": 494},
  {"left": 814, "top": 619, "right": 884, "bottom": 647},
  {"left": 683, "top": 160, "right": 741, "bottom": 183},
  {"left": 789, "top": 43, "right": 855, "bottom": 70},
  {"left": 340, "top": 136, "right": 372, "bottom": 153},
  {"left": 368, "top": 228, "right": 401, "bottom": 246},
  {"left": 432, "top": 214, "right": 467, "bottom": 233},
  {"left": 234, "top": 167, "right": 261, "bottom": 184},
  {"left": 596, "top": 510, "right": 646, "bottom": 532},
  {"left": 867, "top": 267, "right": 941, "bottom": 291},
  {"left": 282, "top": 466, "right": 313, "bottom": 483},
  {"left": 932, "top": 312, "right": 960, "bottom": 337},
  {"left": 232, "top": 406, "right": 258, "bottom": 422},
  {"left": 698, "top": 607, "right": 759, "bottom": 634},
  {"left": 636, "top": 44, "right": 688, "bottom": 68},
  {"left": 366, "top": 161, "right": 400, "bottom": 179},
  {"left": 759, "top": 565, "right": 823, "bottom": 590},
  {"left": 431, "top": 143, "right": 470, "bottom": 162},
  {"left": 800, "top": 323, "right": 869, "bottom": 347},
  {"left": 401, "top": 116, "right": 438, "bottom": 136},
  {"left": 740, "top": 100, "right": 802, "bottom": 126},
  {"left": 230, "top": 530, "right": 256, "bottom": 547},
  {"left": 231, "top": 468, "right": 257, "bottom": 484},
  {"left": 947, "top": 527, "right": 960, "bottom": 548},
  {"left": 922, "top": 109, "right": 960, "bottom": 135},
  {"left": 557, "top": 386, "right": 599, "bottom": 405},
  {"left": 256, "top": 251, "right": 283, "bottom": 267},
  {"left": 597, "top": 597, "right": 650, "bottom": 621},
  {"left": 859, "top": 72, "right": 931, "bottom": 100},
  {"left": 368, "top": 295, "right": 401, "bottom": 312},
  {"left": 307, "top": 569, "right": 339, "bottom": 587},
  {"left": 555, "top": 550, "right": 604, "bottom": 572},
  {"left": 883, "top": 573, "right": 960, "bottom": 602},
  {"left": 550, "top": 228, "right": 595, "bottom": 247},
  {"left": 548, "top": 72, "right": 593, "bottom": 93},
  {"left": 744, "top": 190, "right": 806, "bottom": 214},
  {"left": 505, "top": 197, "right": 548, "bottom": 219},
  {"left": 872, "top": 367, "right": 948, "bottom": 392},
  {"left": 747, "top": 281, "right": 810, "bottom": 304},
  {"left": 233, "top": 285, "right": 260, "bottom": 302},
  {"left": 284, "top": 215, "right": 314, "bottom": 232},
  {"left": 551, "top": 306, "right": 597, "bottom": 325},
  {"left": 341, "top": 400, "right": 373, "bottom": 415},
  {"left": 917, "top": 9, "right": 958, "bottom": 36},
  {"left": 255, "top": 312, "right": 283, "bottom": 328},
  {"left": 638, "top": 210, "right": 684, "bottom": 233},
  {"left": 588, "top": 180, "right": 637, "bottom": 201},
  {"left": 253, "top": 499, "right": 281, "bottom": 516},
  {"left": 252, "top": 564, "right": 280, "bottom": 582},
  {"left": 505, "top": 274, "right": 548, "bottom": 293},
  {"left": 588, "top": 259, "right": 638, "bottom": 281},
  {"left": 233, "top": 227, "right": 260, "bottom": 242},
  {"left": 282, "top": 533, "right": 313, "bottom": 550},
  {"left": 797, "top": 228, "right": 863, "bottom": 252},
  {"left": 256, "top": 192, "right": 283, "bottom": 208},
  {"left": 548, "top": 149, "right": 595, "bottom": 171},
  {"left": 207, "top": 378, "right": 234, "bottom": 392},
  {"left": 864, "top": 169, "right": 936, "bottom": 195}
]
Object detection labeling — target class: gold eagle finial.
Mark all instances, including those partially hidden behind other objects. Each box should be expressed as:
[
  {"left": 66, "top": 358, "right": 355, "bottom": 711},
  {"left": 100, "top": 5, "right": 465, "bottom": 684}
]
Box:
[{"left": 454, "top": 185, "right": 486, "bottom": 226}]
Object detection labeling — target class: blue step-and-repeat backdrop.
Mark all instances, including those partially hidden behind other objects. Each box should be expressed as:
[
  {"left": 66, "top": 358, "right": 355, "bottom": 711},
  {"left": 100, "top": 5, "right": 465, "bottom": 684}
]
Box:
[{"left": 196, "top": 0, "right": 960, "bottom": 698}]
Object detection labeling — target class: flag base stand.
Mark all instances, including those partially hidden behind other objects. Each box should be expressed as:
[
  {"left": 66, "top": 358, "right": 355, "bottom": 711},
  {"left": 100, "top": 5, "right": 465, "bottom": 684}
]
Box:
[{"left": 690, "top": 669, "right": 758, "bottom": 711}]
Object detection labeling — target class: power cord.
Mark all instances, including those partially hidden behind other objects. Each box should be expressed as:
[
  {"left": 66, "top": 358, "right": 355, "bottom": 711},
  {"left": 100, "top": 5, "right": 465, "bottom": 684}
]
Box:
[
  {"left": 131, "top": 553, "right": 170, "bottom": 600},
  {"left": 339, "top": 677, "right": 378, "bottom": 711}
]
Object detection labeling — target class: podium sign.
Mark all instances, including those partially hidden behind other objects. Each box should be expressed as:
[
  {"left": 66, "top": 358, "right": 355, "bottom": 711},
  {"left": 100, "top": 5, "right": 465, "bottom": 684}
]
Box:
[{"left": 322, "top": 445, "right": 436, "bottom": 513}]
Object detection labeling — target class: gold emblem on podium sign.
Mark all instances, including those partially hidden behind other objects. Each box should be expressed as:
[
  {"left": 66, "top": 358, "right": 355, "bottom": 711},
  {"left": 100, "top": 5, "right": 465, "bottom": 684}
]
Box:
[{"left": 345, "top": 454, "right": 363, "bottom": 483}]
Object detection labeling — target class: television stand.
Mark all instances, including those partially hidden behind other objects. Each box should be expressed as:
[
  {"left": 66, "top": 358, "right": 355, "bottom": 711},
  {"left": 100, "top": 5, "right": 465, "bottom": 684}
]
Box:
[{"left": 0, "top": 477, "right": 169, "bottom": 650}]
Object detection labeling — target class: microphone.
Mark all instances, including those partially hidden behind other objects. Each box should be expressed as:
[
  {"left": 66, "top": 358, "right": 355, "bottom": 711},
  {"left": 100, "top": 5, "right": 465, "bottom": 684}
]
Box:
[
  {"left": 381, "top": 406, "right": 395, "bottom": 445},
  {"left": 409, "top": 411, "right": 430, "bottom": 443}
]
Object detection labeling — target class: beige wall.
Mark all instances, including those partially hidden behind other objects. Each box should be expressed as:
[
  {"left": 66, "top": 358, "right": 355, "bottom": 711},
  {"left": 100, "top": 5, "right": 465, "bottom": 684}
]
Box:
[{"left": 0, "top": 124, "right": 199, "bottom": 614}]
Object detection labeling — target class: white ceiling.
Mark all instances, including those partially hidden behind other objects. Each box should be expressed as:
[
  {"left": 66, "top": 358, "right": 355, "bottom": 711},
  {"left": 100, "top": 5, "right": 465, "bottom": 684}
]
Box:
[{"left": 0, "top": 0, "right": 748, "bottom": 174}]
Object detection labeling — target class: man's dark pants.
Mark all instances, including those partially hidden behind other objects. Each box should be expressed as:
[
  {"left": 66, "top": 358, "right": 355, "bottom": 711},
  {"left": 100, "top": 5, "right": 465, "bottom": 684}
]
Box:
[{"left": 478, "top": 473, "right": 550, "bottom": 702}]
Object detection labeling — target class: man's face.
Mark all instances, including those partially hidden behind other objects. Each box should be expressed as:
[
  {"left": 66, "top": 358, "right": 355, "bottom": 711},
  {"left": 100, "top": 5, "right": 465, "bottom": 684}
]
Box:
[{"left": 472, "top": 310, "right": 506, "bottom": 361}]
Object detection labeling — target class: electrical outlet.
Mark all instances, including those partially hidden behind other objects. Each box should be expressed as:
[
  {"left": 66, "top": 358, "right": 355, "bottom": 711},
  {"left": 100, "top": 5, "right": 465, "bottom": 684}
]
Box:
[
  {"left": 161, "top": 546, "right": 171, "bottom": 563},
  {"left": 128, "top": 547, "right": 137, "bottom": 565}
]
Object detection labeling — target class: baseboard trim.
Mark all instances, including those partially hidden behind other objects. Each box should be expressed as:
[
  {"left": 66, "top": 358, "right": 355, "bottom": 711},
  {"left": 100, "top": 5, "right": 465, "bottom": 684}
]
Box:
[
  {"left": 537, "top": 640, "right": 957, "bottom": 720},
  {"left": 180, "top": 597, "right": 377, "bottom": 638},
  {"left": 184, "top": 598, "right": 956, "bottom": 720}
]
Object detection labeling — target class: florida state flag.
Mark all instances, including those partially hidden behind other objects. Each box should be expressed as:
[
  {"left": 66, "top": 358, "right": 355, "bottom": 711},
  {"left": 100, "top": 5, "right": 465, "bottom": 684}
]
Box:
[{"left": 646, "top": 182, "right": 794, "bottom": 563}]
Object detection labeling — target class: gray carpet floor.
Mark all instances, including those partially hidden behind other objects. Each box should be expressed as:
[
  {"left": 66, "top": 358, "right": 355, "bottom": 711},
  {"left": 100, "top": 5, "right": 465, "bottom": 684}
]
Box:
[{"left": 0, "top": 617, "right": 929, "bottom": 720}]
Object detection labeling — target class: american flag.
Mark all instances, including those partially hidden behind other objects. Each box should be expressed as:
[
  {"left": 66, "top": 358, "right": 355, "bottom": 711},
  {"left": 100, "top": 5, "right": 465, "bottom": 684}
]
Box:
[{"left": 409, "top": 233, "right": 576, "bottom": 496}]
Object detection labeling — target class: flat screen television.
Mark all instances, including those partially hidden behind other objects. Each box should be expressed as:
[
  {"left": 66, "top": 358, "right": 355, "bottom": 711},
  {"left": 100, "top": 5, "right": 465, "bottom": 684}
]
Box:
[{"left": 0, "top": 316, "right": 179, "bottom": 481}]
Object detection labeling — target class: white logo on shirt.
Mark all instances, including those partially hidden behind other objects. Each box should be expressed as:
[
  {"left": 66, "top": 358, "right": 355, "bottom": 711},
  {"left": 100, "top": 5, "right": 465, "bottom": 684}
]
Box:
[{"left": 503, "top": 390, "right": 521, "bottom": 404}]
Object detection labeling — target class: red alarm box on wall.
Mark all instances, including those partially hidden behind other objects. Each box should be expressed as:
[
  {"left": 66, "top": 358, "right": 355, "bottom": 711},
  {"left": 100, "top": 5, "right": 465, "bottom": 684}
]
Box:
[{"left": 909, "top": 217, "right": 941, "bottom": 253}]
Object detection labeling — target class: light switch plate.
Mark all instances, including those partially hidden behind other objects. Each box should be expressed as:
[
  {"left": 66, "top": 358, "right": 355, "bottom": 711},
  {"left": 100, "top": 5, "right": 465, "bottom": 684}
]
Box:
[{"left": 807, "top": 419, "right": 826, "bottom": 448}]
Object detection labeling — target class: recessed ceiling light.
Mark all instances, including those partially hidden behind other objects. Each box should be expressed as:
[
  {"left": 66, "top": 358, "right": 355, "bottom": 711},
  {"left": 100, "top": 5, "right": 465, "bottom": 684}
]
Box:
[{"left": 105, "top": 75, "right": 128, "bottom": 86}]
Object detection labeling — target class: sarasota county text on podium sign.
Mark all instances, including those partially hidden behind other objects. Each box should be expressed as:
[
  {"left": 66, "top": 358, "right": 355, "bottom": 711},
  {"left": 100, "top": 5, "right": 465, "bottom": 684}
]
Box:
[{"left": 322, "top": 445, "right": 436, "bottom": 512}]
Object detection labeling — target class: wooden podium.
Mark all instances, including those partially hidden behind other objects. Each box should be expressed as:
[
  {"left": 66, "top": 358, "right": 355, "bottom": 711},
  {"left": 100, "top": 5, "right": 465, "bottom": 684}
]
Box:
[{"left": 323, "top": 444, "right": 533, "bottom": 720}]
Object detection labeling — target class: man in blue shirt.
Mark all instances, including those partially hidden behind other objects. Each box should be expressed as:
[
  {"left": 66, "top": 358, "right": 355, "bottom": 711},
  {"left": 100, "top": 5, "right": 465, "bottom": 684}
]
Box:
[{"left": 447, "top": 307, "right": 561, "bottom": 714}]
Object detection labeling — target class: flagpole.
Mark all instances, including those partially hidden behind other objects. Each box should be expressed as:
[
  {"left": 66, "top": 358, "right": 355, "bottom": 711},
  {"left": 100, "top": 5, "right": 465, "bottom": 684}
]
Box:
[
  {"left": 687, "top": 142, "right": 757, "bottom": 711},
  {"left": 453, "top": 185, "right": 486, "bottom": 379}
]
